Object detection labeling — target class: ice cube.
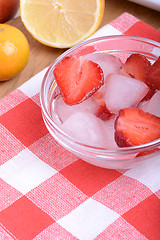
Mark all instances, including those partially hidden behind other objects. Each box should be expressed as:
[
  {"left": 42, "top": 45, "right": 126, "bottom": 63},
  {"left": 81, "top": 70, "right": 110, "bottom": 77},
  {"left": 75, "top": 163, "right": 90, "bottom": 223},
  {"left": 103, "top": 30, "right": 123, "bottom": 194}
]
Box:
[
  {"left": 103, "top": 74, "right": 149, "bottom": 113},
  {"left": 85, "top": 52, "right": 122, "bottom": 81},
  {"left": 139, "top": 91, "right": 160, "bottom": 117},
  {"left": 53, "top": 95, "right": 99, "bottom": 123},
  {"left": 138, "top": 100, "right": 148, "bottom": 110},
  {"left": 62, "top": 112, "right": 108, "bottom": 147}
]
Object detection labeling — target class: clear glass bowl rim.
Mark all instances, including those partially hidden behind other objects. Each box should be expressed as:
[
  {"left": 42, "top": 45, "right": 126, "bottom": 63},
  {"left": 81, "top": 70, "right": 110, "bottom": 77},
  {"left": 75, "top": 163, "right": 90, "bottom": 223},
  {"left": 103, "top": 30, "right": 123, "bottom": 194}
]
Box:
[{"left": 40, "top": 34, "right": 160, "bottom": 155}]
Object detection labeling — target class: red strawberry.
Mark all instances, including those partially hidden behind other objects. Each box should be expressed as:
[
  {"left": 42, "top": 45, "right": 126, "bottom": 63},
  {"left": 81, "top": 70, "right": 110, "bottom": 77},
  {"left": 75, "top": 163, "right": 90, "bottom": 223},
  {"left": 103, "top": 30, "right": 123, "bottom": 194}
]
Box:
[
  {"left": 93, "top": 91, "right": 114, "bottom": 120},
  {"left": 136, "top": 148, "right": 159, "bottom": 157},
  {"left": 147, "top": 56, "right": 160, "bottom": 90},
  {"left": 121, "top": 53, "right": 151, "bottom": 83},
  {"left": 95, "top": 101, "right": 114, "bottom": 121},
  {"left": 141, "top": 88, "right": 156, "bottom": 102},
  {"left": 115, "top": 108, "right": 160, "bottom": 147},
  {"left": 53, "top": 56, "right": 104, "bottom": 105}
]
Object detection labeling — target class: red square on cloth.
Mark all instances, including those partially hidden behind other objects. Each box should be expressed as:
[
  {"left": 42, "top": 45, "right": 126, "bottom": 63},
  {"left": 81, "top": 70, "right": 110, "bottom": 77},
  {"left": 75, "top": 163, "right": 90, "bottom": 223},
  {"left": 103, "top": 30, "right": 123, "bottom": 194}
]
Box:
[
  {"left": 0, "top": 196, "right": 54, "bottom": 240},
  {"left": 122, "top": 194, "right": 160, "bottom": 240},
  {"left": 0, "top": 98, "right": 48, "bottom": 147},
  {"left": 60, "top": 160, "right": 122, "bottom": 196},
  {"left": 124, "top": 21, "right": 160, "bottom": 42}
]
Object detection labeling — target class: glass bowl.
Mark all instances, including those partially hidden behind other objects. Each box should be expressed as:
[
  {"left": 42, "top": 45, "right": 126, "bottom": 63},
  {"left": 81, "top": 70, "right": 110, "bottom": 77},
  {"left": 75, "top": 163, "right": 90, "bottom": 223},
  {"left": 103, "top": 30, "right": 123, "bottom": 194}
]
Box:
[{"left": 40, "top": 35, "right": 160, "bottom": 169}]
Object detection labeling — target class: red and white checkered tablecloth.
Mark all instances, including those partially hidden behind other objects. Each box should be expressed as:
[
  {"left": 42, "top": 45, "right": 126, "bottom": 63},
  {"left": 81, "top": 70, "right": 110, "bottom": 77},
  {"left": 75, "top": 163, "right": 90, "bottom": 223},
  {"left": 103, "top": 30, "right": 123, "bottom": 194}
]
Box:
[{"left": 0, "top": 13, "right": 160, "bottom": 240}]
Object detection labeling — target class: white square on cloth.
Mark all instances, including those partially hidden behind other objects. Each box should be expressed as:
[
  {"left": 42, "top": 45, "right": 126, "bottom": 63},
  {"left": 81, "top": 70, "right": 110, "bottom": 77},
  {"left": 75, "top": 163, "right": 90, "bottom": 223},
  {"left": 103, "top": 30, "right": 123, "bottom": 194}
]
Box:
[
  {"left": 58, "top": 198, "right": 120, "bottom": 240},
  {"left": 0, "top": 148, "right": 57, "bottom": 194},
  {"left": 124, "top": 155, "right": 160, "bottom": 193}
]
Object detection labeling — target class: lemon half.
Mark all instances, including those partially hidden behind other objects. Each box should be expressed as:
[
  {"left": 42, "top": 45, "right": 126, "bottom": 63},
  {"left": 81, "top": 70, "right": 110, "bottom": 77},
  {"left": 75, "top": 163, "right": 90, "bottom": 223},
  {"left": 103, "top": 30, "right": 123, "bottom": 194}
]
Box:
[{"left": 20, "top": 0, "right": 105, "bottom": 48}]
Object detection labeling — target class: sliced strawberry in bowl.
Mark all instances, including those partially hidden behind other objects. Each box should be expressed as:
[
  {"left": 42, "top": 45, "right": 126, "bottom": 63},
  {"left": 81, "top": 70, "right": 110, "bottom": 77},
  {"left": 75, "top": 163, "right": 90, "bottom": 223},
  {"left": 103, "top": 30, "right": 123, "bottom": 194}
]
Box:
[
  {"left": 95, "top": 101, "right": 114, "bottom": 121},
  {"left": 141, "top": 88, "right": 156, "bottom": 102},
  {"left": 115, "top": 108, "right": 160, "bottom": 147},
  {"left": 147, "top": 56, "right": 160, "bottom": 90},
  {"left": 53, "top": 56, "right": 104, "bottom": 105},
  {"left": 121, "top": 53, "right": 151, "bottom": 83}
]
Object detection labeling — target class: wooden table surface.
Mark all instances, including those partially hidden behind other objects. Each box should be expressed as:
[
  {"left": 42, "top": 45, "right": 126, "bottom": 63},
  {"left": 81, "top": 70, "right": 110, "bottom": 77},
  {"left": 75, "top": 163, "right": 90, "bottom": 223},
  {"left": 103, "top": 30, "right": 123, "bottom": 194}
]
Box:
[{"left": 0, "top": 0, "right": 160, "bottom": 98}]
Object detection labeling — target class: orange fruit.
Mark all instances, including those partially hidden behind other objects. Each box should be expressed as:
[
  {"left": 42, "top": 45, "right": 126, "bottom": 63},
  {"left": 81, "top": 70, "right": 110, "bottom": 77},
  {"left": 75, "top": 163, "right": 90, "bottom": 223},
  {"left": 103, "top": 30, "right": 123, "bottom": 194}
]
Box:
[
  {"left": 20, "top": 0, "right": 105, "bottom": 48},
  {"left": 0, "top": 24, "right": 30, "bottom": 81}
]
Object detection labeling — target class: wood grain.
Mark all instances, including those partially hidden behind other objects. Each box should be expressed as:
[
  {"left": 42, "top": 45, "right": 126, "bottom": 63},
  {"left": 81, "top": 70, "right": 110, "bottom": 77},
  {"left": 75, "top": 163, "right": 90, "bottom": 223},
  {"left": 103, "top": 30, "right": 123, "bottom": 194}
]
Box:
[{"left": 0, "top": 0, "right": 159, "bottom": 98}]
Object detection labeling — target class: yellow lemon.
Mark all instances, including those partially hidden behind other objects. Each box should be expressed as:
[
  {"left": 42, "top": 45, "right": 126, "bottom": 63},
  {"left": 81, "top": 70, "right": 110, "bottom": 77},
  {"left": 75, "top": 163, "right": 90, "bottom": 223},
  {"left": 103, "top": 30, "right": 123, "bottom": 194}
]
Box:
[
  {"left": 0, "top": 24, "right": 30, "bottom": 81},
  {"left": 20, "top": 0, "right": 105, "bottom": 48}
]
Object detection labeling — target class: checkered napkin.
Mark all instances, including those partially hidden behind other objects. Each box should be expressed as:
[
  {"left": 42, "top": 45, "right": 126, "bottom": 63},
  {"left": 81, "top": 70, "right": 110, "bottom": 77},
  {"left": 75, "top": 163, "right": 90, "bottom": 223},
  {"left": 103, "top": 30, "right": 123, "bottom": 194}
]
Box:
[{"left": 0, "top": 13, "right": 160, "bottom": 240}]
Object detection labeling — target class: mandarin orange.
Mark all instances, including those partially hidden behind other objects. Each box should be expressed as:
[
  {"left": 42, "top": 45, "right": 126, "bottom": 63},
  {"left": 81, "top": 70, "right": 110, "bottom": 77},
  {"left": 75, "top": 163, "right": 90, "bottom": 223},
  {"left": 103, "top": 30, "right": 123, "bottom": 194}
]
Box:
[{"left": 0, "top": 24, "right": 30, "bottom": 81}]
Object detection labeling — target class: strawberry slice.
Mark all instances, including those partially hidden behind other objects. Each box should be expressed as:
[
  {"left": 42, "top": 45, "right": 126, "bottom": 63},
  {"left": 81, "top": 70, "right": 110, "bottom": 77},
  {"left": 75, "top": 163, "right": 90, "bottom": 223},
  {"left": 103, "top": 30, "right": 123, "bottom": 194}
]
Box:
[
  {"left": 53, "top": 56, "right": 104, "bottom": 105},
  {"left": 93, "top": 91, "right": 114, "bottom": 120},
  {"left": 121, "top": 53, "right": 151, "bottom": 83},
  {"left": 141, "top": 88, "right": 155, "bottom": 102},
  {"left": 147, "top": 56, "right": 160, "bottom": 90},
  {"left": 115, "top": 108, "right": 160, "bottom": 147},
  {"left": 95, "top": 101, "right": 114, "bottom": 121}
]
